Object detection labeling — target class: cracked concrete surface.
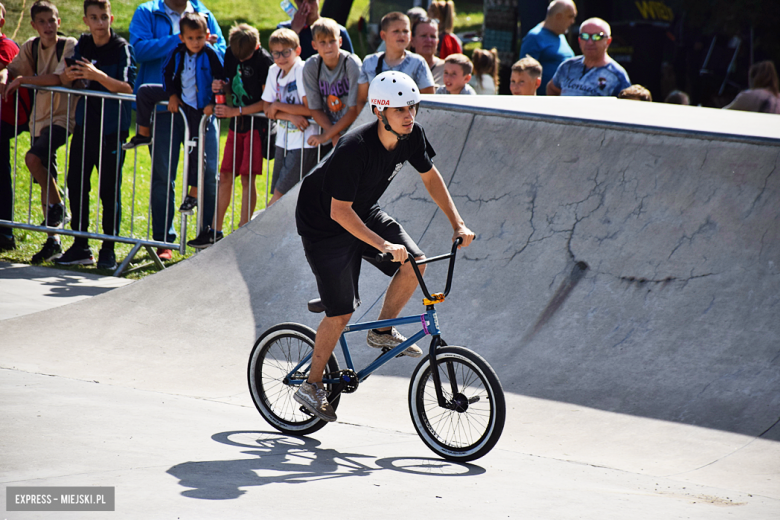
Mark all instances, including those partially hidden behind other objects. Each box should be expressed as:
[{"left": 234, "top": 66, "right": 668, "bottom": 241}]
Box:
[
  {"left": 415, "top": 113, "right": 780, "bottom": 439},
  {"left": 1, "top": 99, "right": 778, "bottom": 517}
]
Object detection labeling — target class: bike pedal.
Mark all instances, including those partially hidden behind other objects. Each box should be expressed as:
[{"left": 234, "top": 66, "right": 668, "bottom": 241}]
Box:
[
  {"left": 381, "top": 346, "right": 405, "bottom": 359},
  {"left": 299, "top": 406, "right": 314, "bottom": 417}
]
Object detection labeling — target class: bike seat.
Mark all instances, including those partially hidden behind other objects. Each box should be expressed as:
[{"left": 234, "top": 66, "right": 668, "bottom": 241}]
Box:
[{"left": 307, "top": 298, "right": 326, "bottom": 314}]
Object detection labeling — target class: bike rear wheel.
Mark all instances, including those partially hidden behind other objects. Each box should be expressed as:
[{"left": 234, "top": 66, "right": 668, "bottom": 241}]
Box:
[
  {"left": 408, "top": 346, "right": 505, "bottom": 462},
  {"left": 248, "top": 323, "right": 340, "bottom": 436}
]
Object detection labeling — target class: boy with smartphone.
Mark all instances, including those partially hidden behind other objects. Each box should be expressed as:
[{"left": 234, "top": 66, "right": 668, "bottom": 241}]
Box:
[{"left": 57, "top": 0, "right": 136, "bottom": 269}]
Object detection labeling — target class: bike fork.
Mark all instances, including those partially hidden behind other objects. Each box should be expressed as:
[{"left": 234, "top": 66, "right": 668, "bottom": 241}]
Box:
[{"left": 428, "top": 336, "right": 458, "bottom": 409}]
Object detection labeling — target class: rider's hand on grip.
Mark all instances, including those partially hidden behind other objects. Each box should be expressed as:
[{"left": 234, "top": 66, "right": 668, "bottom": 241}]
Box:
[
  {"left": 380, "top": 242, "right": 407, "bottom": 263},
  {"left": 453, "top": 226, "right": 475, "bottom": 248}
]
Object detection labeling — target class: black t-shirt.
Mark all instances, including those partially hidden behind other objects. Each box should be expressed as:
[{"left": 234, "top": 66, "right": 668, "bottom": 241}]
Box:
[
  {"left": 223, "top": 46, "right": 274, "bottom": 132},
  {"left": 296, "top": 120, "right": 436, "bottom": 241}
]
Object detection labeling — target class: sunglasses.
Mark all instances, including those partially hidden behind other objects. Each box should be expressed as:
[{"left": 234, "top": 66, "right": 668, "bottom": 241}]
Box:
[
  {"left": 271, "top": 48, "right": 294, "bottom": 59},
  {"left": 579, "top": 32, "right": 607, "bottom": 41}
]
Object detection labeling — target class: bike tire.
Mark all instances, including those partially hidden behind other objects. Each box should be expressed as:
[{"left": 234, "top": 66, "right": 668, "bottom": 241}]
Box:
[
  {"left": 248, "top": 322, "right": 341, "bottom": 436},
  {"left": 408, "top": 346, "right": 506, "bottom": 462}
]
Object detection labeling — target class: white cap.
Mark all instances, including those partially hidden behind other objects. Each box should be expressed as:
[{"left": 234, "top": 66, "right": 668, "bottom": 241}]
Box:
[{"left": 368, "top": 71, "right": 421, "bottom": 112}]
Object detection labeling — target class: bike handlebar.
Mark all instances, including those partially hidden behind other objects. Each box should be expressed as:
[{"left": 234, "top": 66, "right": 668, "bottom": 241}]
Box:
[{"left": 375, "top": 237, "right": 462, "bottom": 302}]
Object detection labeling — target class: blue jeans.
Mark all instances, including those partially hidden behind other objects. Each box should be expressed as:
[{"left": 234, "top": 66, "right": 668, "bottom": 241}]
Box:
[{"left": 149, "top": 110, "right": 218, "bottom": 243}]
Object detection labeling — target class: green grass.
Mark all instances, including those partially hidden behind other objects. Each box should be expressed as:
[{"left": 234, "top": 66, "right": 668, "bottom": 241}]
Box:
[
  {"left": 453, "top": 0, "right": 485, "bottom": 34},
  {"left": 3, "top": 0, "right": 298, "bottom": 45},
  {"left": 1, "top": 0, "right": 488, "bottom": 278},
  {"left": 2, "top": 112, "right": 275, "bottom": 279},
  {"left": 3, "top": 0, "right": 485, "bottom": 57},
  {"left": 454, "top": 1, "right": 487, "bottom": 60}
]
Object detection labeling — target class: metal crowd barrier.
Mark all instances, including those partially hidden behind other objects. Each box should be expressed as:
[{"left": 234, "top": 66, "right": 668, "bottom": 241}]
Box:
[
  {"left": 196, "top": 109, "right": 325, "bottom": 237},
  {"left": 1, "top": 84, "right": 326, "bottom": 276}
]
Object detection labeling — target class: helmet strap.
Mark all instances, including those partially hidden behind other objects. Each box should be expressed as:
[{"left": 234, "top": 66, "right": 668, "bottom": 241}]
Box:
[{"left": 380, "top": 111, "right": 412, "bottom": 141}]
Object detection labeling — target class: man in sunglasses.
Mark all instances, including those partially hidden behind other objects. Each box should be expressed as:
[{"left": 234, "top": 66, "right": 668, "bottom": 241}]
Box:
[{"left": 547, "top": 17, "right": 630, "bottom": 97}]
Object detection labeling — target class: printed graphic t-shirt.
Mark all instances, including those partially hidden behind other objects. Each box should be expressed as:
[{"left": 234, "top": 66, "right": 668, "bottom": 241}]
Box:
[
  {"left": 296, "top": 120, "right": 435, "bottom": 241},
  {"left": 552, "top": 56, "right": 631, "bottom": 97},
  {"left": 302, "top": 49, "right": 362, "bottom": 126},
  {"left": 224, "top": 46, "right": 274, "bottom": 132},
  {"left": 261, "top": 57, "right": 318, "bottom": 149}
]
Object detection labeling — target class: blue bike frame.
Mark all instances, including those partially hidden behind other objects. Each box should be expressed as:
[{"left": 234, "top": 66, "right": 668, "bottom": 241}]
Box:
[
  {"left": 284, "top": 239, "right": 463, "bottom": 408},
  {"left": 283, "top": 308, "right": 440, "bottom": 381}
]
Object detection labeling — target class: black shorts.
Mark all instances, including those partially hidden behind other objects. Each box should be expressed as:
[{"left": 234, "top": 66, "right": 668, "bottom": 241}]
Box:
[
  {"left": 28, "top": 125, "right": 68, "bottom": 180},
  {"left": 301, "top": 210, "right": 425, "bottom": 317}
]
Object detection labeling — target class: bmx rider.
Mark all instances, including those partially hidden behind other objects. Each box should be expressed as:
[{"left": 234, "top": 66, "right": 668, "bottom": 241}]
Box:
[{"left": 294, "top": 70, "right": 475, "bottom": 422}]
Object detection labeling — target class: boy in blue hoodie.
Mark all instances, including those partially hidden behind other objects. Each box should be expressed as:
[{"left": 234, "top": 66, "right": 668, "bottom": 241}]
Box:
[
  {"left": 128, "top": 0, "right": 224, "bottom": 259},
  {"left": 124, "top": 12, "right": 224, "bottom": 219}
]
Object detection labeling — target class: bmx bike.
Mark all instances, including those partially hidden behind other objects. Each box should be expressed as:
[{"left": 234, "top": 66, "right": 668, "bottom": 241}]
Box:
[{"left": 247, "top": 238, "right": 506, "bottom": 462}]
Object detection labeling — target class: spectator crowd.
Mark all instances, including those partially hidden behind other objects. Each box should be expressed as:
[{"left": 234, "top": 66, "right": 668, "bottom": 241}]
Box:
[{"left": 0, "top": 0, "right": 778, "bottom": 267}]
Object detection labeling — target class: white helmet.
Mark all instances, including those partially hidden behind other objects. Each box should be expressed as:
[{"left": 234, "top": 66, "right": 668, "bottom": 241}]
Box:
[{"left": 368, "top": 71, "right": 421, "bottom": 112}]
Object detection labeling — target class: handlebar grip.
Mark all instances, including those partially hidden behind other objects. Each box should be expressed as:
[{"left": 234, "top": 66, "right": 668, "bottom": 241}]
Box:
[
  {"left": 375, "top": 252, "right": 394, "bottom": 263},
  {"left": 454, "top": 237, "right": 463, "bottom": 247}
]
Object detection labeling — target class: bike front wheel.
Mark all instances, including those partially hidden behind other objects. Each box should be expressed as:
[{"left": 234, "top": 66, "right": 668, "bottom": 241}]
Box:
[
  {"left": 408, "top": 346, "right": 506, "bottom": 462},
  {"left": 248, "top": 322, "right": 340, "bottom": 436}
]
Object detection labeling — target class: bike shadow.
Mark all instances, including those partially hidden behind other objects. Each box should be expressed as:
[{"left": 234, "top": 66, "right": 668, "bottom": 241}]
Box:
[{"left": 167, "top": 430, "right": 486, "bottom": 500}]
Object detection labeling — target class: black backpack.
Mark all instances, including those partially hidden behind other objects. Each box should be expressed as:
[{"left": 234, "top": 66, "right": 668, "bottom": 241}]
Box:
[
  {"left": 375, "top": 52, "right": 385, "bottom": 76},
  {"left": 30, "top": 35, "right": 67, "bottom": 74}
]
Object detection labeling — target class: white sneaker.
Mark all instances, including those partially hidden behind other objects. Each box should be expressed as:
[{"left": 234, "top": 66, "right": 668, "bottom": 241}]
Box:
[{"left": 366, "top": 327, "right": 423, "bottom": 357}]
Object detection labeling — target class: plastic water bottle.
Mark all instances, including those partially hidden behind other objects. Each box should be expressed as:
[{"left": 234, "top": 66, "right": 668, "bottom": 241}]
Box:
[{"left": 280, "top": 0, "right": 297, "bottom": 18}]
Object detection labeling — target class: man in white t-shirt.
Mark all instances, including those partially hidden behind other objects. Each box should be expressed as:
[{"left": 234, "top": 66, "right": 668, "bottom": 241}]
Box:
[{"left": 262, "top": 28, "right": 319, "bottom": 205}]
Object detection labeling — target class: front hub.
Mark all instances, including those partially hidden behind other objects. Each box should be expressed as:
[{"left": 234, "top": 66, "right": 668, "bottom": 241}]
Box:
[{"left": 451, "top": 392, "right": 469, "bottom": 413}]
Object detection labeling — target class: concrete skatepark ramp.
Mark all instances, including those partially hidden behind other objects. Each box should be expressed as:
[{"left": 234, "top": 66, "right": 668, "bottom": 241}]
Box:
[{"left": 2, "top": 97, "right": 778, "bottom": 517}]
